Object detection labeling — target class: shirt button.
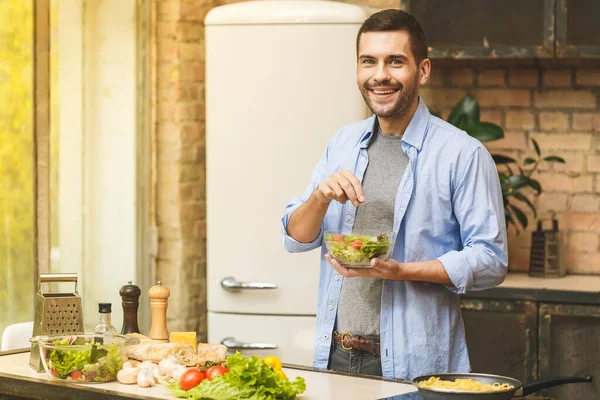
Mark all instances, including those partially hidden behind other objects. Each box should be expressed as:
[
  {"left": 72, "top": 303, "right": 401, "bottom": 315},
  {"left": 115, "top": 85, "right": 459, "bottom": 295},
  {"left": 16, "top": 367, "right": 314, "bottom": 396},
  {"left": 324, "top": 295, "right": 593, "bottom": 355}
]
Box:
[
  {"left": 361, "top": 156, "right": 367, "bottom": 162},
  {"left": 328, "top": 304, "right": 333, "bottom": 310},
  {"left": 334, "top": 275, "right": 340, "bottom": 281},
  {"left": 323, "top": 334, "right": 329, "bottom": 339},
  {"left": 345, "top": 215, "right": 352, "bottom": 221}
]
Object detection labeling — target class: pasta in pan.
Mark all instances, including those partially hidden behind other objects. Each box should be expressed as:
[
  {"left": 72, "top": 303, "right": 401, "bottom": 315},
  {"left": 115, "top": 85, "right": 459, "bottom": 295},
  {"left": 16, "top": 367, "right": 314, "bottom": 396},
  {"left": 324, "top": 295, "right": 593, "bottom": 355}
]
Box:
[{"left": 417, "top": 377, "right": 515, "bottom": 392}]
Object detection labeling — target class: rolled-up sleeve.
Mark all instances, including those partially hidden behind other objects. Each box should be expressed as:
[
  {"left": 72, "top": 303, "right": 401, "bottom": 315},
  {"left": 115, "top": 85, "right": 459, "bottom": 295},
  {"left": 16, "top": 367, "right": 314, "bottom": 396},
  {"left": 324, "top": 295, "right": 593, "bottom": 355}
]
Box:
[
  {"left": 281, "top": 142, "right": 331, "bottom": 253},
  {"left": 437, "top": 146, "right": 508, "bottom": 294}
]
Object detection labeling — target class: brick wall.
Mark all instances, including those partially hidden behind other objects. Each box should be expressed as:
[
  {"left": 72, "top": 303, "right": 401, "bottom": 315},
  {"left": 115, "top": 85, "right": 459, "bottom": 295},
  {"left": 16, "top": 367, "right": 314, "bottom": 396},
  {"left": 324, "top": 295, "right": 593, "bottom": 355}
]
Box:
[
  {"left": 154, "top": 0, "right": 213, "bottom": 340},
  {"left": 152, "top": 0, "right": 600, "bottom": 334},
  {"left": 422, "top": 60, "right": 600, "bottom": 274}
]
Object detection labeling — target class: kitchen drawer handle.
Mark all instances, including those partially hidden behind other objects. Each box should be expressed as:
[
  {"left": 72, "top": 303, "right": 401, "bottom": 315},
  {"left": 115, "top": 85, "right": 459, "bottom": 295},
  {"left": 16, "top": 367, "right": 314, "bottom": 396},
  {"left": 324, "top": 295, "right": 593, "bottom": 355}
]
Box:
[
  {"left": 221, "top": 276, "right": 277, "bottom": 291},
  {"left": 221, "top": 337, "right": 278, "bottom": 350}
]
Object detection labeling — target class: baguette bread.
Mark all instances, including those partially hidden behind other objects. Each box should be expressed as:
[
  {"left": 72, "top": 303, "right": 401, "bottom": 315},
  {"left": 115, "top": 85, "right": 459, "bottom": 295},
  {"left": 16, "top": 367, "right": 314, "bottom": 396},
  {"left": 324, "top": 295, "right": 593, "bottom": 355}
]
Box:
[
  {"left": 197, "top": 343, "right": 227, "bottom": 366},
  {"left": 129, "top": 342, "right": 197, "bottom": 367}
]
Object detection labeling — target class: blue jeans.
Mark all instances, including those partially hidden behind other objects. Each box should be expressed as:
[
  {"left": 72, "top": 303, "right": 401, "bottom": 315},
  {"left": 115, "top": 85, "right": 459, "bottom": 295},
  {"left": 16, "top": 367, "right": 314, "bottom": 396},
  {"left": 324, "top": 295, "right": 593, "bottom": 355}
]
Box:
[{"left": 327, "top": 340, "right": 383, "bottom": 377}]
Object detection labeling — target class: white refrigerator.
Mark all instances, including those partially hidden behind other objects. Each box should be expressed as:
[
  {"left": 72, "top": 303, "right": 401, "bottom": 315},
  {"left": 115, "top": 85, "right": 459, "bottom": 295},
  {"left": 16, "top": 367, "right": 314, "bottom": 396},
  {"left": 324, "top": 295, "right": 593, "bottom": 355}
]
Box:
[{"left": 205, "top": 0, "right": 369, "bottom": 366}]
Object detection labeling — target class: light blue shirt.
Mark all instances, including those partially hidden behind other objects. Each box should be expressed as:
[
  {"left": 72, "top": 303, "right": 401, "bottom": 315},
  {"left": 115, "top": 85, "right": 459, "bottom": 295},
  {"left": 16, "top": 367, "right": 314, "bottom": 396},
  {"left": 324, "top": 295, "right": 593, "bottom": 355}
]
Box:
[{"left": 281, "top": 98, "right": 508, "bottom": 379}]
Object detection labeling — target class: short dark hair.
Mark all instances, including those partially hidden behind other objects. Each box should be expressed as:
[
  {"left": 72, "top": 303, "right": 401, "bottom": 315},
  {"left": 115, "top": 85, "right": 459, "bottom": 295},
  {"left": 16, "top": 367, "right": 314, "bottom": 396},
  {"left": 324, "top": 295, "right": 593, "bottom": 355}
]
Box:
[{"left": 356, "top": 9, "right": 428, "bottom": 64}]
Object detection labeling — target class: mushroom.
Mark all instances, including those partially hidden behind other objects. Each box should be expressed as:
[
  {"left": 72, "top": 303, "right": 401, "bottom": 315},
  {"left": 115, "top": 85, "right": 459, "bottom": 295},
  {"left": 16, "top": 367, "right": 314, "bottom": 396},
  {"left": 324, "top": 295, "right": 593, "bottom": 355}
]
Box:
[{"left": 137, "top": 368, "right": 155, "bottom": 388}]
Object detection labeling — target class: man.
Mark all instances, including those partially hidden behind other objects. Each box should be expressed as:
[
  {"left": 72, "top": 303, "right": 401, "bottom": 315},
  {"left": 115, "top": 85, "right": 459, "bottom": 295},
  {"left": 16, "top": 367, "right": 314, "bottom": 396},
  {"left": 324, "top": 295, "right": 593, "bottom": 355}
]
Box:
[{"left": 280, "top": 9, "right": 508, "bottom": 379}]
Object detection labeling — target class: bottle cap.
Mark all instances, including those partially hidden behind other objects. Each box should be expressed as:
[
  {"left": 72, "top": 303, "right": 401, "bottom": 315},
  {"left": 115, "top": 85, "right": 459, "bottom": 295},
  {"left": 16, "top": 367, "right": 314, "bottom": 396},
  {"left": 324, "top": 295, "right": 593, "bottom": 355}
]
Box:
[{"left": 98, "top": 302, "right": 112, "bottom": 313}]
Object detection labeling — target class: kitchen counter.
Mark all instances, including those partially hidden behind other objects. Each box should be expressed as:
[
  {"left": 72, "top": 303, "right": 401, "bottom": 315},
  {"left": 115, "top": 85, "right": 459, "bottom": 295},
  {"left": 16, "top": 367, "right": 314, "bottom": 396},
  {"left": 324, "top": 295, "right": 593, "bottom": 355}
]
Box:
[
  {"left": 462, "top": 272, "right": 600, "bottom": 305},
  {"left": 0, "top": 349, "right": 418, "bottom": 400}
]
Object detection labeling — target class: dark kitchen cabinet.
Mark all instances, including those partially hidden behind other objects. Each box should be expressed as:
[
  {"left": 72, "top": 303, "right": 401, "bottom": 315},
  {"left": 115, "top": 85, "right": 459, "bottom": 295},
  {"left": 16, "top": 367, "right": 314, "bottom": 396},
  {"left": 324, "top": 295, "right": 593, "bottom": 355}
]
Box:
[
  {"left": 555, "top": 0, "right": 600, "bottom": 57},
  {"left": 461, "top": 299, "right": 537, "bottom": 383},
  {"left": 398, "top": 0, "right": 600, "bottom": 59},
  {"left": 461, "top": 297, "right": 600, "bottom": 400},
  {"left": 538, "top": 303, "right": 600, "bottom": 399},
  {"left": 400, "top": 0, "right": 555, "bottom": 59}
]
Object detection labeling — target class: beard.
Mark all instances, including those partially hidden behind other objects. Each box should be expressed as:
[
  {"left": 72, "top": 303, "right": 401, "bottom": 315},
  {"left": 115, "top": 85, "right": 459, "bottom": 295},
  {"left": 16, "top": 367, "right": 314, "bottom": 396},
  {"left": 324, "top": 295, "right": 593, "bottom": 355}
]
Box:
[{"left": 359, "top": 73, "right": 420, "bottom": 119}]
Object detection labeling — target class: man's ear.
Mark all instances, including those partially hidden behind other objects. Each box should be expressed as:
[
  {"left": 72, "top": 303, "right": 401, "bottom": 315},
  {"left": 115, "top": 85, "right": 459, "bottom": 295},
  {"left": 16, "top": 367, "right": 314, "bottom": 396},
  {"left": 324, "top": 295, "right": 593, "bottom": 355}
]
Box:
[{"left": 419, "top": 59, "right": 431, "bottom": 86}]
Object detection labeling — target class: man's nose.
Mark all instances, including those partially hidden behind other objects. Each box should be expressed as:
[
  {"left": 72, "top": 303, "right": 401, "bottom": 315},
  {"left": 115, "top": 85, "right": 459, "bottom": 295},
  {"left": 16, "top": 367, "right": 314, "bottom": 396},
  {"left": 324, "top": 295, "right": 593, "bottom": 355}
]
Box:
[{"left": 373, "top": 63, "right": 391, "bottom": 83}]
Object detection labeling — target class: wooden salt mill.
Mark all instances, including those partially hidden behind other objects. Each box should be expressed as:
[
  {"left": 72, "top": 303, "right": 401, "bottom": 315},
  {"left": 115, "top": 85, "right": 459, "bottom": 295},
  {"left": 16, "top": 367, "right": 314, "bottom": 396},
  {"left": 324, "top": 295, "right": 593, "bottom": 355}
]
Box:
[
  {"left": 119, "top": 281, "right": 141, "bottom": 334},
  {"left": 148, "top": 281, "right": 170, "bottom": 342}
]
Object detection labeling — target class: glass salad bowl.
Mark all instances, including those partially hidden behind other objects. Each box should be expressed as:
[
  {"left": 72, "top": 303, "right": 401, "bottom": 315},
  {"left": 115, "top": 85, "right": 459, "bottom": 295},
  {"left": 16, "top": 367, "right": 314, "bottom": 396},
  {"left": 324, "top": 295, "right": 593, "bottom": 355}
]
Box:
[
  {"left": 30, "top": 333, "right": 140, "bottom": 383},
  {"left": 324, "top": 231, "right": 394, "bottom": 268}
]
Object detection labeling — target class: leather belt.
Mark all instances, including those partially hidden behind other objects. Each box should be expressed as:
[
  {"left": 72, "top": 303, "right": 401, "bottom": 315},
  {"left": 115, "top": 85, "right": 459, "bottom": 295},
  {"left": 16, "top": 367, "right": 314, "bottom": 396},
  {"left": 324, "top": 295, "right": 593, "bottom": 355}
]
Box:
[{"left": 333, "top": 331, "right": 380, "bottom": 357}]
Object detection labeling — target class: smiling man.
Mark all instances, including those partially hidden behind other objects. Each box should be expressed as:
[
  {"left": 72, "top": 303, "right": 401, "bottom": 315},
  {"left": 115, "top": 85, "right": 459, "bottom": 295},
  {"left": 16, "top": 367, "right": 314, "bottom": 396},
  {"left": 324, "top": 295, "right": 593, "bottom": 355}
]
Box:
[{"left": 281, "top": 10, "right": 508, "bottom": 379}]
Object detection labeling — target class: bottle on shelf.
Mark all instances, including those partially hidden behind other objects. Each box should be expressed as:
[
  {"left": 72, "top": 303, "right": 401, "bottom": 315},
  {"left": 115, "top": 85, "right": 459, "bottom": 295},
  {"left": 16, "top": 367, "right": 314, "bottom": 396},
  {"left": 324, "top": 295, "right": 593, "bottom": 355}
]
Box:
[{"left": 94, "top": 302, "right": 117, "bottom": 334}]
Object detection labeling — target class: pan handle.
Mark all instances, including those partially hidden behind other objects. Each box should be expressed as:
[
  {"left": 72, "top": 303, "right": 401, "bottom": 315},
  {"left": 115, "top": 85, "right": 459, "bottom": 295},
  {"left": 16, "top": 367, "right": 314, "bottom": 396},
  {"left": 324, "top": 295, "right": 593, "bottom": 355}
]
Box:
[{"left": 520, "top": 376, "right": 593, "bottom": 396}]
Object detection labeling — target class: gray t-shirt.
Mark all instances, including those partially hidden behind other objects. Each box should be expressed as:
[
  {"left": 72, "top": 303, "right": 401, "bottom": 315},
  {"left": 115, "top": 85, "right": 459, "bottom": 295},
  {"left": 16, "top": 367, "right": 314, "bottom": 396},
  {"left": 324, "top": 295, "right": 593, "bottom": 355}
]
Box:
[{"left": 335, "top": 123, "right": 409, "bottom": 335}]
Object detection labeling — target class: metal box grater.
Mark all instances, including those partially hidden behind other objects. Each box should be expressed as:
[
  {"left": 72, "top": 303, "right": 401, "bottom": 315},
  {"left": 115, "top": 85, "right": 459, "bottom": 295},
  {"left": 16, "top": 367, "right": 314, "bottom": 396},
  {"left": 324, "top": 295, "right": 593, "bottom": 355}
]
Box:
[
  {"left": 29, "top": 273, "right": 85, "bottom": 372},
  {"left": 529, "top": 219, "right": 566, "bottom": 278}
]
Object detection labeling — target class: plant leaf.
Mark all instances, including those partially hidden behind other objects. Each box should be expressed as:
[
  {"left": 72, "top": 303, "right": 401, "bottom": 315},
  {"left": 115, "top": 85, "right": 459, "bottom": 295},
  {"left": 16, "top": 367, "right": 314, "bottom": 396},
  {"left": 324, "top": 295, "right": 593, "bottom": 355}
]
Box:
[
  {"left": 509, "top": 204, "right": 529, "bottom": 229},
  {"left": 464, "top": 122, "right": 504, "bottom": 142},
  {"left": 492, "top": 155, "right": 517, "bottom": 164},
  {"left": 543, "top": 155, "right": 565, "bottom": 163},
  {"left": 504, "top": 208, "right": 518, "bottom": 232},
  {"left": 448, "top": 95, "right": 480, "bottom": 127},
  {"left": 510, "top": 192, "right": 537, "bottom": 218},
  {"left": 505, "top": 175, "right": 531, "bottom": 192},
  {"left": 527, "top": 179, "right": 542, "bottom": 194},
  {"left": 531, "top": 138, "right": 541, "bottom": 156},
  {"left": 523, "top": 157, "right": 536, "bottom": 165}
]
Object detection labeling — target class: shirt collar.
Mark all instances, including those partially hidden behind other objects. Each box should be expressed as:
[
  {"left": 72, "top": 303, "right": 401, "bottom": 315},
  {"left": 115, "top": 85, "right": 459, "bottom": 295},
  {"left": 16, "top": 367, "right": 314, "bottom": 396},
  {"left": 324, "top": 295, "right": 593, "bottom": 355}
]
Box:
[{"left": 359, "top": 96, "right": 431, "bottom": 151}]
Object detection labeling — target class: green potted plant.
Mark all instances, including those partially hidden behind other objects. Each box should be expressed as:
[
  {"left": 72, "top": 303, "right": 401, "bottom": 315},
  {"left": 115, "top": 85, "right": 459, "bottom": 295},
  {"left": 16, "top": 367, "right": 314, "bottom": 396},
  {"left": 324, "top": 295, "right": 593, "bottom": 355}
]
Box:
[{"left": 440, "top": 95, "right": 565, "bottom": 231}]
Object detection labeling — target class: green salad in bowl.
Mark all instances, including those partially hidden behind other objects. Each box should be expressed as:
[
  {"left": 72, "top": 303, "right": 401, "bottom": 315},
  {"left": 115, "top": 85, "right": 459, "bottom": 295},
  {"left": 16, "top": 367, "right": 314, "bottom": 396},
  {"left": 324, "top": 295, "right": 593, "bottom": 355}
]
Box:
[
  {"left": 31, "top": 333, "right": 139, "bottom": 383},
  {"left": 324, "top": 231, "right": 393, "bottom": 268}
]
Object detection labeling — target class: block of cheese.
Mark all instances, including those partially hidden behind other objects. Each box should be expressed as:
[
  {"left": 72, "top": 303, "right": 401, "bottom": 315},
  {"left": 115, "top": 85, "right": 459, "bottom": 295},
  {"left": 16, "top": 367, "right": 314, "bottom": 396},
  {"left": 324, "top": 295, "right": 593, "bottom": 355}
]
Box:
[{"left": 169, "top": 332, "right": 197, "bottom": 352}]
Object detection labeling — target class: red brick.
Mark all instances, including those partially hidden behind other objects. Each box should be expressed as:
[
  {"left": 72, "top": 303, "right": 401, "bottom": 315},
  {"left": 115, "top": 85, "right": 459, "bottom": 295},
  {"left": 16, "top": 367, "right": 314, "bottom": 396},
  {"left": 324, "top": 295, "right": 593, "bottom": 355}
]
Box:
[
  {"left": 157, "top": 1, "right": 181, "bottom": 22},
  {"left": 542, "top": 70, "right": 572, "bottom": 88},
  {"left": 182, "top": 123, "right": 202, "bottom": 141},
  {"left": 157, "top": 22, "right": 178, "bottom": 39},
  {"left": 471, "top": 89, "right": 531, "bottom": 107},
  {"left": 559, "top": 212, "right": 600, "bottom": 231},
  {"left": 450, "top": 69, "right": 473, "bottom": 86},
  {"left": 177, "top": 22, "right": 203, "bottom": 41},
  {"left": 572, "top": 112, "right": 600, "bottom": 131},
  {"left": 534, "top": 90, "right": 596, "bottom": 109},
  {"left": 180, "top": 42, "right": 204, "bottom": 62},
  {"left": 563, "top": 251, "right": 600, "bottom": 274},
  {"left": 539, "top": 112, "right": 569, "bottom": 131},
  {"left": 568, "top": 232, "right": 599, "bottom": 252},
  {"left": 587, "top": 155, "right": 600, "bottom": 173},
  {"left": 535, "top": 173, "right": 593, "bottom": 193},
  {"left": 575, "top": 69, "right": 600, "bottom": 86},
  {"left": 158, "top": 102, "right": 178, "bottom": 122},
  {"left": 507, "top": 246, "right": 532, "bottom": 272},
  {"left": 478, "top": 70, "right": 506, "bottom": 86},
  {"left": 419, "top": 88, "right": 467, "bottom": 107},
  {"left": 484, "top": 131, "right": 527, "bottom": 151},
  {"left": 537, "top": 193, "right": 568, "bottom": 213},
  {"left": 570, "top": 194, "right": 600, "bottom": 213},
  {"left": 158, "top": 39, "right": 179, "bottom": 62},
  {"left": 180, "top": 2, "right": 212, "bottom": 22},
  {"left": 529, "top": 132, "right": 592, "bottom": 151},
  {"left": 505, "top": 111, "right": 535, "bottom": 130},
  {"left": 479, "top": 110, "right": 503, "bottom": 126},
  {"left": 549, "top": 152, "right": 584, "bottom": 174},
  {"left": 508, "top": 69, "right": 539, "bottom": 88},
  {"left": 157, "top": 122, "right": 182, "bottom": 143},
  {"left": 180, "top": 63, "right": 205, "bottom": 81}
]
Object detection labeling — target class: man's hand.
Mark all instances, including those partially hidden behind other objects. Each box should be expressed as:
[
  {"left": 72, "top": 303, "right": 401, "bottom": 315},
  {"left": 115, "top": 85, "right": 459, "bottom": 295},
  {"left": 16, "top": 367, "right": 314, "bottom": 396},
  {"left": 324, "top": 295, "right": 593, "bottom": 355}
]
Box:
[
  {"left": 314, "top": 170, "right": 365, "bottom": 207},
  {"left": 325, "top": 254, "right": 403, "bottom": 280},
  {"left": 324, "top": 254, "right": 455, "bottom": 286}
]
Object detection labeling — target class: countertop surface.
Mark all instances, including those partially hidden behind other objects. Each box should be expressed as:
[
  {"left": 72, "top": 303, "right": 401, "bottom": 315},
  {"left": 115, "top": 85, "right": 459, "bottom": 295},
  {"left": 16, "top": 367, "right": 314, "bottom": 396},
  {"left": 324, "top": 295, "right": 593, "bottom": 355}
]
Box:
[
  {"left": 499, "top": 272, "right": 600, "bottom": 292},
  {"left": 0, "top": 350, "right": 418, "bottom": 400}
]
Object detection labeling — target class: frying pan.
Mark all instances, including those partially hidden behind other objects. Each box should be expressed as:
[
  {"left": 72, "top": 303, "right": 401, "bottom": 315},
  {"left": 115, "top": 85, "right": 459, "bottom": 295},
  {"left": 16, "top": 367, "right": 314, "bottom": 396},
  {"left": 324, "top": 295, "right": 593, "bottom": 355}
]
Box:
[{"left": 411, "top": 373, "right": 593, "bottom": 400}]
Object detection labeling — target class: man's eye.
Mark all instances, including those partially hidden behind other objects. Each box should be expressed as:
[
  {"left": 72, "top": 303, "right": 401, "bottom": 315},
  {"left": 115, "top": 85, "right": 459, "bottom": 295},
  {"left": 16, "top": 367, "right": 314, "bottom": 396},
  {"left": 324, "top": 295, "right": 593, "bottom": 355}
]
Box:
[
  {"left": 362, "top": 59, "right": 375, "bottom": 65},
  {"left": 390, "top": 60, "right": 403, "bottom": 65}
]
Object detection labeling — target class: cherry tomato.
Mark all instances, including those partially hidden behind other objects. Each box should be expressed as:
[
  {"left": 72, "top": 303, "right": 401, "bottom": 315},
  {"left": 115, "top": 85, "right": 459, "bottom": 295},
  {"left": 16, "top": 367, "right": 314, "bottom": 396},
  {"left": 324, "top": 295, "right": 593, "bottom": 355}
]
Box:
[
  {"left": 261, "top": 356, "right": 282, "bottom": 371},
  {"left": 350, "top": 240, "right": 363, "bottom": 250},
  {"left": 332, "top": 234, "right": 344, "bottom": 242},
  {"left": 70, "top": 370, "right": 82, "bottom": 380},
  {"left": 180, "top": 368, "right": 206, "bottom": 391},
  {"left": 50, "top": 369, "right": 58, "bottom": 376},
  {"left": 205, "top": 365, "right": 229, "bottom": 380}
]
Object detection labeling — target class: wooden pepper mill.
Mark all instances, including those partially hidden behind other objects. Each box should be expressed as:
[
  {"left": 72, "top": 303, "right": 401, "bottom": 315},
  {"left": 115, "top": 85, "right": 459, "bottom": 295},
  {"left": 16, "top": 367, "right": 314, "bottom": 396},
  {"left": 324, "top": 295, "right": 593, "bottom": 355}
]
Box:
[
  {"left": 119, "top": 281, "right": 141, "bottom": 334},
  {"left": 148, "top": 281, "right": 170, "bottom": 342}
]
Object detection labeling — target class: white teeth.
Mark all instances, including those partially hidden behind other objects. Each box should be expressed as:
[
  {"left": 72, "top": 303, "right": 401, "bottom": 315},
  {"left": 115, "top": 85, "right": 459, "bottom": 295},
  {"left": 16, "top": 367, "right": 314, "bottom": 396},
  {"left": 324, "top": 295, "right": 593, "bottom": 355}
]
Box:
[{"left": 373, "top": 89, "right": 396, "bottom": 94}]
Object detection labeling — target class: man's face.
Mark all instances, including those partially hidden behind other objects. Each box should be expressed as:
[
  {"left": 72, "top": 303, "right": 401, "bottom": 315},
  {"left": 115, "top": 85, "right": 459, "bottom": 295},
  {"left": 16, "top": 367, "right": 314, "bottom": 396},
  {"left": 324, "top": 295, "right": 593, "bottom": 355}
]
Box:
[{"left": 357, "top": 31, "right": 424, "bottom": 119}]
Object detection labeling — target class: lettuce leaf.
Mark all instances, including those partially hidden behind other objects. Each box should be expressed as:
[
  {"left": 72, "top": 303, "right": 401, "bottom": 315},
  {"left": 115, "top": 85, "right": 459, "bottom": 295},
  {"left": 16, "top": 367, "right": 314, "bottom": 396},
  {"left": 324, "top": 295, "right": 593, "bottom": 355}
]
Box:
[{"left": 168, "top": 352, "right": 306, "bottom": 400}]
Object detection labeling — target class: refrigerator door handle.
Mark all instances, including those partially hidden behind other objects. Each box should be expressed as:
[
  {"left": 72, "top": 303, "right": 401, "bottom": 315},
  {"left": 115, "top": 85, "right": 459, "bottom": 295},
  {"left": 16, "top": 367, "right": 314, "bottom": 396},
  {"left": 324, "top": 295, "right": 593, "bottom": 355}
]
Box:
[
  {"left": 220, "top": 276, "right": 277, "bottom": 291},
  {"left": 221, "top": 337, "right": 278, "bottom": 350}
]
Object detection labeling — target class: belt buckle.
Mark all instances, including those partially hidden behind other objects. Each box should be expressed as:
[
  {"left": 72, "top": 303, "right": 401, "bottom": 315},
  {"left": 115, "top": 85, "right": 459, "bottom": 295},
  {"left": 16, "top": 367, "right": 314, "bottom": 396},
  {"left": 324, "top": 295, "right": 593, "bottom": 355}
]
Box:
[{"left": 341, "top": 333, "right": 353, "bottom": 351}]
